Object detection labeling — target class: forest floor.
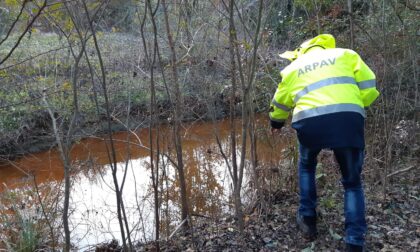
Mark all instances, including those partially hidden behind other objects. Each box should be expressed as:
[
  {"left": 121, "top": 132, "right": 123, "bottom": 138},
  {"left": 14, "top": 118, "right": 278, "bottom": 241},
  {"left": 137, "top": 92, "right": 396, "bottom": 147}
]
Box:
[{"left": 95, "top": 168, "right": 419, "bottom": 252}]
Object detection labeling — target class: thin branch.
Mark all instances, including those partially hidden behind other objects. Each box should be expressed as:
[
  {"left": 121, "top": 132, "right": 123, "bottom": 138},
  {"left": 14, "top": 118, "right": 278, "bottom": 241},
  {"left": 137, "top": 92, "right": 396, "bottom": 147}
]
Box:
[
  {"left": 387, "top": 165, "right": 416, "bottom": 178},
  {"left": 0, "top": 46, "right": 68, "bottom": 71},
  {"left": 215, "top": 133, "right": 233, "bottom": 179},
  {"left": 0, "top": 1, "right": 48, "bottom": 66},
  {"left": 0, "top": 2, "right": 27, "bottom": 46},
  {"left": 398, "top": 0, "right": 420, "bottom": 11},
  {"left": 0, "top": 89, "right": 63, "bottom": 111},
  {"left": 109, "top": 115, "right": 179, "bottom": 170},
  {"left": 168, "top": 217, "right": 188, "bottom": 240},
  {"left": 32, "top": 174, "right": 56, "bottom": 250}
]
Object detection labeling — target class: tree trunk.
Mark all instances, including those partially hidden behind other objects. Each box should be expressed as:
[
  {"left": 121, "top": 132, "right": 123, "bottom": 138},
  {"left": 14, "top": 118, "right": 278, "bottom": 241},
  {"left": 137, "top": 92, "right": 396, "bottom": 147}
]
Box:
[
  {"left": 162, "top": 0, "right": 190, "bottom": 229},
  {"left": 227, "top": 0, "right": 244, "bottom": 234},
  {"left": 348, "top": 0, "right": 354, "bottom": 49},
  {"left": 42, "top": 94, "right": 71, "bottom": 252},
  {"left": 143, "top": 0, "right": 161, "bottom": 248},
  {"left": 82, "top": 1, "right": 131, "bottom": 249}
]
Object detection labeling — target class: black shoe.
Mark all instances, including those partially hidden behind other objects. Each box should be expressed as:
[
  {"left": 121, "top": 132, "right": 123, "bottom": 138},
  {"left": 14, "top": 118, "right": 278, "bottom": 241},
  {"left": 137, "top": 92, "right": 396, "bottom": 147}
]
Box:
[
  {"left": 296, "top": 214, "right": 317, "bottom": 241},
  {"left": 346, "top": 243, "right": 363, "bottom": 252}
]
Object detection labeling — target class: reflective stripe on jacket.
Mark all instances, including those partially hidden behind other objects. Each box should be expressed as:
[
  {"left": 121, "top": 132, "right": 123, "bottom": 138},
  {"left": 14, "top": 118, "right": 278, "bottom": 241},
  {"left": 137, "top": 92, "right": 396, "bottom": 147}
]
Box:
[{"left": 269, "top": 47, "right": 379, "bottom": 125}]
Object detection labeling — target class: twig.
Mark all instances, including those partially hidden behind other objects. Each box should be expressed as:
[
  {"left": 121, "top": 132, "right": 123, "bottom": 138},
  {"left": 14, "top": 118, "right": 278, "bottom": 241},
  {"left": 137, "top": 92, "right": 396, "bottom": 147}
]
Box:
[
  {"left": 168, "top": 217, "right": 189, "bottom": 240},
  {"left": 0, "top": 46, "right": 68, "bottom": 71},
  {"left": 0, "top": 89, "right": 63, "bottom": 111},
  {"left": 0, "top": 1, "right": 48, "bottom": 66},
  {"left": 387, "top": 165, "right": 416, "bottom": 178},
  {"left": 0, "top": 2, "right": 27, "bottom": 46},
  {"left": 6, "top": 160, "right": 30, "bottom": 176},
  {"left": 108, "top": 116, "right": 179, "bottom": 168},
  {"left": 32, "top": 174, "right": 56, "bottom": 250}
]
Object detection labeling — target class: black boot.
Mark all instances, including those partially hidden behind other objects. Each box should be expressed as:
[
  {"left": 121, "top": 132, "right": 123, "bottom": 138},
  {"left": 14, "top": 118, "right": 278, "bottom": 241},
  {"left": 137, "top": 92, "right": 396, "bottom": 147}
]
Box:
[
  {"left": 346, "top": 243, "right": 363, "bottom": 252},
  {"left": 296, "top": 214, "right": 317, "bottom": 241}
]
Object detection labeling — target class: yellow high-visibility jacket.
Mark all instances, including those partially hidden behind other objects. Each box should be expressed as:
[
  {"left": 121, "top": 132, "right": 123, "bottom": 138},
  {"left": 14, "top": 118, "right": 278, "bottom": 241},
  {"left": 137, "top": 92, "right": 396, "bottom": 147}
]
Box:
[{"left": 270, "top": 34, "right": 379, "bottom": 148}]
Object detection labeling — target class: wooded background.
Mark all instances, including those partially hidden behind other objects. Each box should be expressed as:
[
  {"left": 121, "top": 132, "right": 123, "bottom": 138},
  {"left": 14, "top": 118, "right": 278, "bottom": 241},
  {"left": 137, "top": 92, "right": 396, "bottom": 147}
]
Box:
[{"left": 0, "top": 0, "right": 418, "bottom": 251}]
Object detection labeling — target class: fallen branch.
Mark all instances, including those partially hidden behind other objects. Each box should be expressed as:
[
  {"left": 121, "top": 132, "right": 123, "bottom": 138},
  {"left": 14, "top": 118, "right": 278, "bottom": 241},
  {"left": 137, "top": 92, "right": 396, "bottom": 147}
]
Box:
[
  {"left": 387, "top": 165, "right": 416, "bottom": 178},
  {"left": 168, "top": 217, "right": 189, "bottom": 240}
]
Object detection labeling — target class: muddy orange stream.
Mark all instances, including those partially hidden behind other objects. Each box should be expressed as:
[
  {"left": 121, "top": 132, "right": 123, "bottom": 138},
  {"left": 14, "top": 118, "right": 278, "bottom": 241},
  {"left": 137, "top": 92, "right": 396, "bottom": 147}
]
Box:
[
  {"left": 0, "top": 115, "right": 286, "bottom": 247},
  {"left": 0, "top": 116, "right": 281, "bottom": 191}
]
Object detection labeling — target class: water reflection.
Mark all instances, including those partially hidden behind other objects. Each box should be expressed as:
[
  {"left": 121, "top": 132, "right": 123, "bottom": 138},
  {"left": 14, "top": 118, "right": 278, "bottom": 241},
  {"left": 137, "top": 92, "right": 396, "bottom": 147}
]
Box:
[
  {"left": 70, "top": 158, "right": 154, "bottom": 247},
  {"left": 0, "top": 115, "right": 286, "bottom": 248}
]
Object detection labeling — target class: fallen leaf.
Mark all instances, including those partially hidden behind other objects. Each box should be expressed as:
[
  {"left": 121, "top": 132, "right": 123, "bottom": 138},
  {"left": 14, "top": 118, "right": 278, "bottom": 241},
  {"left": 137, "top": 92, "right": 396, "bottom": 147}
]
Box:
[{"left": 329, "top": 228, "right": 342, "bottom": 240}]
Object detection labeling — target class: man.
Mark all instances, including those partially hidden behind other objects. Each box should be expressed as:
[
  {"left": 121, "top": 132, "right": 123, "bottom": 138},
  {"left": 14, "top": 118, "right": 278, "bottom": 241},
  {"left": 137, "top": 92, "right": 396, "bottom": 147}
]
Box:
[{"left": 269, "top": 34, "right": 379, "bottom": 252}]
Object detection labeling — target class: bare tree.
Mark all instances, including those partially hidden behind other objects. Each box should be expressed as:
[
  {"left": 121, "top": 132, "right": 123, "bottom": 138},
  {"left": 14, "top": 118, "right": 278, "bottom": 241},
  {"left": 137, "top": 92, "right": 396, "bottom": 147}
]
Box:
[
  {"left": 42, "top": 91, "right": 73, "bottom": 251},
  {"left": 82, "top": 0, "right": 132, "bottom": 250},
  {"left": 140, "top": 0, "right": 162, "bottom": 248},
  {"left": 222, "top": 0, "right": 264, "bottom": 234},
  {"left": 39, "top": 1, "right": 92, "bottom": 248},
  {"left": 161, "top": 0, "right": 191, "bottom": 229}
]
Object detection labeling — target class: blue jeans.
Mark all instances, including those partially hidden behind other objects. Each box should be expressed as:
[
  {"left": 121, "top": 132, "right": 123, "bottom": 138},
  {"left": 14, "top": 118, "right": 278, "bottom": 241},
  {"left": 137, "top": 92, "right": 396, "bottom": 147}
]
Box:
[{"left": 298, "top": 144, "right": 367, "bottom": 246}]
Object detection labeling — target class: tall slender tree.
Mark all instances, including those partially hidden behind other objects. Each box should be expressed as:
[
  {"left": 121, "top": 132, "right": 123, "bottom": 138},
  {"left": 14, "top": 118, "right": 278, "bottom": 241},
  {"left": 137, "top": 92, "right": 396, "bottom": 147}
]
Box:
[{"left": 161, "top": 0, "right": 190, "bottom": 229}]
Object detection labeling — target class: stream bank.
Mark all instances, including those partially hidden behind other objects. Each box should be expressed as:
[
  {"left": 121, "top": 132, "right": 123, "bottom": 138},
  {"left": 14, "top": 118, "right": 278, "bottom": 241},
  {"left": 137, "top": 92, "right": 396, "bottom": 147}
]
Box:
[{"left": 0, "top": 92, "right": 250, "bottom": 160}]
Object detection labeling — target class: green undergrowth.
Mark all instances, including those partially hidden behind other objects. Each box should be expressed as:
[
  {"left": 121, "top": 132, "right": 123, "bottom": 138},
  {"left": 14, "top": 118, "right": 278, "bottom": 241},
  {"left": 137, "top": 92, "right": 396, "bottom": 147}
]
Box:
[{"left": 0, "top": 184, "right": 61, "bottom": 251}]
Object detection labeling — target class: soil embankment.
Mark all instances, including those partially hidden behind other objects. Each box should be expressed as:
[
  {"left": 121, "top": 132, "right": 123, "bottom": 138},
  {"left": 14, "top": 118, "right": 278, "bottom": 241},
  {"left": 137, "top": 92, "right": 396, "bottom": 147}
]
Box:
[{"left": 0, "top": 93, "right": 241, "bottom": 160}]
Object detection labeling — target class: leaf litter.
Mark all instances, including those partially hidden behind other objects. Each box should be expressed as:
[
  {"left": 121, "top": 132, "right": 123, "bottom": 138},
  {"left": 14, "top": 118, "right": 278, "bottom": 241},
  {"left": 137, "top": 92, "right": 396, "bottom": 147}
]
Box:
[{"left": 129, "top": 178, "right": 418, "bottom": 251}]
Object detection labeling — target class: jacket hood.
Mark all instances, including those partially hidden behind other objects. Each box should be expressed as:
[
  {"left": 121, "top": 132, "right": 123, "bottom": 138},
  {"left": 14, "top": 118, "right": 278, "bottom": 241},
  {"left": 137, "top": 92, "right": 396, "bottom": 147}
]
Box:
[
  {"left": 279, "top": 34, "right": 336, "bottom": 61},
  {"left": 299, "top": 33, "right": 336, "bottom": 52}
]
